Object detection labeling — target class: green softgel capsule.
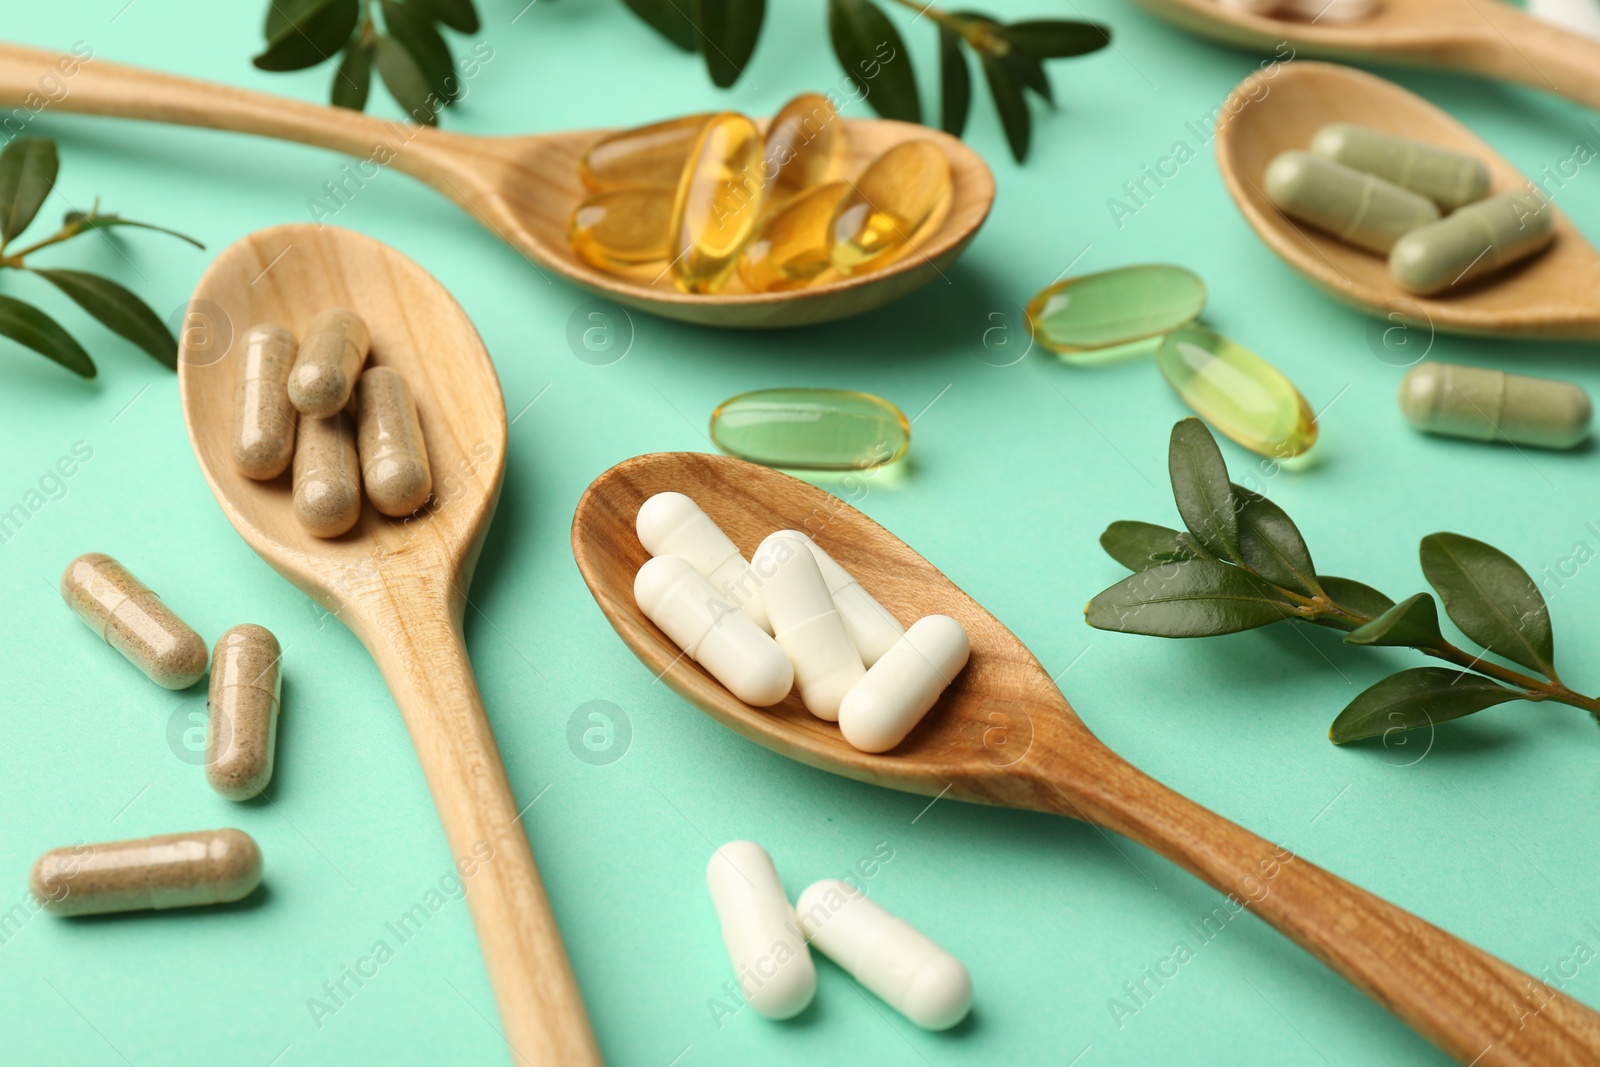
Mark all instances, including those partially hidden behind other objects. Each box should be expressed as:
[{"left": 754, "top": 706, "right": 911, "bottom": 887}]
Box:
[
  {"left": 1025, "top": 264, "right": 1206, "bottom": 355},
  {"left": 1399, "top": 362, "right": 1591, "bottom": 449},
  {"left": 1388, "top": 191, "right": 1554, "bottom": 296},
  {"left": 1156, "top": 327, "right": 1318, "bottom": 459},
  {"left": 710, "top": 388, "right": 910, "bottom": 471},
  {"left": 1264, "top": 150, "right": 1440, "bottom": 254},
  {"left": 1310, "top": 123, "right": 1491, "bottom": 210}
]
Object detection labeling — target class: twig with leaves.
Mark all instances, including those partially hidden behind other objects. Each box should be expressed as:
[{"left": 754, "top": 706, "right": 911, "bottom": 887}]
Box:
[{"left": 1085, "top": 418, "right": 1599, "bottom": 745}]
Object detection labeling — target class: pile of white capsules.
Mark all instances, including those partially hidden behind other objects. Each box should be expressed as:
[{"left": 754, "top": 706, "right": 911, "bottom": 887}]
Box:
[{"left": 633, "top": 492, "right": 971, "bottom": 753}]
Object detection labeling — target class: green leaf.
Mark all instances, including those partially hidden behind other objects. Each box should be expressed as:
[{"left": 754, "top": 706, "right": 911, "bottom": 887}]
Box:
[
  {"left": 938, "top": 26, "right": 971, "bottom": 137},
  {"left": 695, "top": 0, "right": 765, "bottom": 88},
  {"left": 1310, "top": 576, "right": 1395, "bottom": 632},
  {"left": 383, "top": 0, "right": 459, "bottom": 103},
  {"left": 828, "top": 0, "right": 920, "bottom": 123},
  {"left": 254, "top": 0, "right": 361, "bottom": 72},
  {"left": 375, "top": 34, "right": 438, "bottom": 125},
  {"left": 1329, "top": 667, "right": 1524, "bottom": 744},
  {"left": 331, "top": 41, "right": 373, "bottom": 111},
  {"left": 63, "top": 212, "right": 205, "bottom": 250},
  {"left": 1099, "top": 521, "right": 1205, "bottom": 572},
  {"left": 1420, "top": 532, "right": 1555, "bottom": 678},
  {"left": 978, "top": 51, "right": 1029, "bottom": 162},
  {"left": 30, "top": 269, "right": 177, "bottom": 370},
  {"left": 1168, "top": 418, "right": 1240, "bottom": 562},
  {"left": 418, "top": 0, "right": 479, "bottom": 33},
  {"left": 0, "top": 139, "right": 58, "bottom": 245},
  {"left": 619, "top": 0, "right": 699, "bottom": 51},
  {"left": 1232, "top": 483, "right": 1320, "bottom": 597},
  {"left": 1002, "top": 19, "right": 1112, "bottom": 58},
  {"left": 0, "top": 294, "right": 94, "bottom": 378},
  {"left": 1345, "top": 592, "right": 1443, "bottom": 649},
  {"left": 1085, "top": 557, "right": 1299, "bottom": 638},
  {"left": 1003, "top": 50, "right": 1052, "bottom": 104},
  {"left": 265, "top": 0, "right": 325, "bottom": 37}
]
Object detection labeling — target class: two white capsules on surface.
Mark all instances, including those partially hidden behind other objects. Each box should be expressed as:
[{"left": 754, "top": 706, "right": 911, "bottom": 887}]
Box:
[
  {"left": 707, "top": 841, "right": 972, "bottom": 1030},
  {"left": 633, "top": 492, "right": 970, "bottom": 752}
]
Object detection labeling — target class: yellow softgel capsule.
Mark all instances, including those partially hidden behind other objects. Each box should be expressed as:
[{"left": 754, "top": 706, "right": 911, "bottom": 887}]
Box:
[
  {"left": 579, "top": 113, "right": 710, "bottom": 191},
  {"left": 739, "top": 181, "right": 848, "bottom": 292},
  {"left": 1155, "top": 327, "right": 1318, "bottom": 459},
  {"left": 829, "top": 140, "right": 951, "bottom": 274},
  {"left": 711, "top": 388, "right": 909, "bottom": 470},
  {"left": 766, "top": 92, "right": 843, "bottom": 202},
  {"left": 568, "top": 187, "right": 673, "bottom": 272},
  {"left": 670, "top": 113, "right": 768, "bottom": 293}
]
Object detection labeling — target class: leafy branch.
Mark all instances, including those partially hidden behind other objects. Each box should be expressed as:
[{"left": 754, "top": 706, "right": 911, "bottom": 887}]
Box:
[
  {"left": 0, "top": 139, "right": 202, "bottom": 380},
  {"left": 1086, "top": 419, "right": 1600, "bottom": 745}
]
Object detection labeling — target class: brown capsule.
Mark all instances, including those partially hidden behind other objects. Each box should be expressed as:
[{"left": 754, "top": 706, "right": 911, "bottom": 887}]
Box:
[
  {"left": 206, "top": 625, "right": 282, "bottom": 801},
  {"left": 231, "top": 323, "right": 298, "bottom": 480},
  {"left": 60, "top": 553, "right": 207, "bottom": 690},
  {"left": 766, "top": 92, "right": 844, "bottom": 202},
  {"left": 288, "top": 308, "right": 371, "bottom": 418},
  {"left": 31, "top": 829, "right": 263, "bottom": 916},
  {"left": 293, "top": 412, "right": 362, "bottom": 538},
  {"left": 357, "top": 367, "right": 432, "bottom": 517}
]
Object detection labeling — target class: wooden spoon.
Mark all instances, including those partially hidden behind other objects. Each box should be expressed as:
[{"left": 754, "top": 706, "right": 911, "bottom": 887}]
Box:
[
  {"left": 0, "top": 41, "right": 992, "bottom": 330},
  {"left": 573, "top": 451, "right": 1600, "bottom": 1067},
  {"left": 1216, "top": 61, "right": 1600, "bottom": 339},
  {"left": 179, "top": 224, "right": 599, "bottom": 1067}
]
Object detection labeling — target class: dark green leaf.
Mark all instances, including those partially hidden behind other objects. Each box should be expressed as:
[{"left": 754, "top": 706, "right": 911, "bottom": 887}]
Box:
[
  {"left": 418, "top": 0, "right": 479, "bottom": 33},
  {"left": 1345, "top": 593, "right": 1443, "bottom": 649},
  {"left": 619, "top": 0, "right": 699, "bottom": 51},
  {"left": 0, "top": 294, "right": 94, "bottom": 378},
  {"left": 383, "top": 0, "right": 459, "bottom": 103},
  {"left": 30, "top": 269, "right": 177, "bottom": 370},
  {"left": 1085, "top": 558, "right": 1299, "bottom": 638},
  {"left": 1310, "top": 576, "right": 1395, "bottom": 632},
  {"left": 1004, "top": 50, "right": 1052, "bottom": 104},
  {"left": 0, "top": 139, "right": 59, "bottom": 245},
  {"left": 331, "top": 41, "right": 373, "bottom": 111},
  {"left": 695, "top": 0, "right": 765, "bottom": 88},
  {"left": 1100, "top": 521, "right": 1204, "bottom": 572},
  {"left": 1232, "top": 483, "right": 1319, "bottom": 597},
  {"left": 265, "top": 0, "right": 325, "bottom": 38},
  {"left": 1002, "top": 19, "right": 1111, "bottom": 58},
  {"left": 978, "top": 51, "right": 1029, "bottom": 162},
  {"left": 254, "top": 0, "right": 361, "bottom": 72},
  {"left": 937, "top": 26, "right": 970, "bottom": 137},
  {"left": 828, "top": 0, "right": 920, "bottom": 123},
  {"left": 63, "top": 212, "right": 205, "bottom": 250},
  {"left": 1329, "top": 667, "right": 1524, "bottom": 744},
  {"left": 1168, "top": 418, "right": 1240, "bottom": 562},
  {"left": 375, "top": 34, "right": 438, "bottom": 125},
  {"left": 1420, "top": 532, "right": 1555, "bottom": 678}
]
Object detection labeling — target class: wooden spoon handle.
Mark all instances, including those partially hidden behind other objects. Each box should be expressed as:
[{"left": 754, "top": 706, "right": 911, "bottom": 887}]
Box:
[{"left": 1456, "top": 3, "right": 1600, "bottom": 111}]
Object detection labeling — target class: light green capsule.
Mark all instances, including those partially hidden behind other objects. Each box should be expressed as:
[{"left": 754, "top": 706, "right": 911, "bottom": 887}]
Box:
[
  {"left": 710, "top": 388, "right": 909, "bottom": 470},
  {"left": 1156, "top": 327, "right": 1318, "bottom": 459},
  {"left": 1310, "top": 124, "right": 1491, "bottom": 211},
  {"left": 1399, "top": 362, "right": 1591, "bottom": 449},
  {"left": 1388, "top": 191, "right": 1555, "bottom": 295},
  {"left": 1264, "top": 150, "right": 1440, "bottom": 254},
  {"left": 1026, "top": 264, "right": 1206, "bottom": 356}
]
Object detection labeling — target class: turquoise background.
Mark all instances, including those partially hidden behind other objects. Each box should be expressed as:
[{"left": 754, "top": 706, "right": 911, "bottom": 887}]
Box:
[{"left": 4, "top": 1, "right": 1600, "bottom": 1064}]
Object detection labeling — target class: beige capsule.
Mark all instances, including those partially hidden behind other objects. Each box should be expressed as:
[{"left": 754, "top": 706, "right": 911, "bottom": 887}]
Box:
[
  {"left": 357, "top": 367, "right": 432, "bottom": 516},
  {"left": 231, "top": 323, "right": 298, "bottom": 480},
  {"left": 293, "top": 412, "right": 362, "bottom": 537},
  {"left": 31, "top": 829, "right": 263, "bottom": 916},
  {"left": 60, "top": 553, "right": 207, "bottom": 689},
  {"left": 206, "top": 625, "right": 283, "bottom": 801},
  {"left": 288, "top": 308, "right": 371, "bottom": 418}
]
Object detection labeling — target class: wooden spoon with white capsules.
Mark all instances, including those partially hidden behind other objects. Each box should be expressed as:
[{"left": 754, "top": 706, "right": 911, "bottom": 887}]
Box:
[
  {"left": 573, "top": 451, "right": 1600, "bottom": 1067},
  {"left": 1216, "top": 61, "right": 1600, "bottom": 339},
  {"left": 0, "top": 40, "right": 992, "bottom": 329},
  {"left": 179, "top": 224, "right": 600, "bottom": 1067}
]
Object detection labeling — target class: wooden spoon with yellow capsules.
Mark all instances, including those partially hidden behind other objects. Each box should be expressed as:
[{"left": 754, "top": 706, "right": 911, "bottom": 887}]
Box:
[
  {"left": 0, "top": 40, "right": 992, "bottom": 329},
  {"left": 574, "top": 451, "right": 1600, "bottom": 1067}
]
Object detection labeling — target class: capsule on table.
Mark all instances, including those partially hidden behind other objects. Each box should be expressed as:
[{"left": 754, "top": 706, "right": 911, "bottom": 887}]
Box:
[
  {"left": 231, "top": 323, "right": 298, "bottom": 480},
  {"left": 739, "top": 181, "right": 848, "bottom": 292},
  {"left": 31, "top": 829, "right": 262, "bottom": 916},
  {"left": 293, "top": 412, "right": 362, "bottom": 538},
  {"left": 1389, "top": 191, "right": 1555, "bottom": 295},
  {"left": 636, "top": 491, "right": 770, "bottom": 632},
  {"left": 1399, "top": 362, "right": 1591, "bottom": 449},
  {"left": 1263, "top": 150, "right": 1439, "bottom": 254},
  {"left": 1310, "top": 123, "right": 1491, "bottom": 210},
  {"left": 1026, "top": 264, "right": 1207, "bottom": 355},
  {"left": 670, "top": 113, "right": 768, "bottom": 293},
  {"left": 753, "top": 533, "right": 863, "bottom": 721},
  {"left": 839, "top": 615, "right": 969, "bottom": 753},
  {"left": 709, "top": 388, "right": 910, "bottom": 471},
  {"left": 1156, "top": 327, "right": 1318, "bottom": 458},
  {"left": 579, "top": 113, "right": 711, "bottom": 191},
  {"left": 206, "top": 625, "right": 283, "bottom": 801},
  {"left": 773, "top": 530, "right": 902, "bottom": 666},
  {"left": 706, "top": 841, "right": 816, "bottom": 1020},
  {"left": 288, "top": 308, "right": 371, "bottom": 418},
  {"left": 797, "top": 879, "right": 972, "bottom": 1031},
  {"left": 765, "top": 92, "right": 843, "bottom": 202},
  {"left": 830, "top": 141, "right": 951, "bottom": 274},
  {"left": 633, "top": 555, "right": 793, "bottom": 706},
  {"left": 357, "top": 367, "right": 432, "bottom": 517},
  {"left": 60, "top": 553, "right": 207, "bottom": 690},
  {"left": 567, "top": 187, "right": 674, "bottom": 272}
]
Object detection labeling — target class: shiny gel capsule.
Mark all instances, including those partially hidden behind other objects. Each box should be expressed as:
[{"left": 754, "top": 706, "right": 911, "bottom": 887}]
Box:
[
  {"left": 797, "top": 879, "right": 972, "bottom": 1031},
  {"left": 671, "top": 112, "right": 767, "bottom": 294},
  {"left": 1264, "top": 150, "right": 1440, "bottom": 254},
  {"left": 636, "top": 492, "right": 769, "bottom": 632},
  {"left": 829, "top": 140, "right": 951, "bottom": 274},
  {"left": 839, "top": 615, "right": 969, "bottom": 753},
  {"left": 634, "top": 555, "right": 793, "bottom": 706},
  {"left": 766, "top": 92, "right": 844, "bottom": 202},
  {"left": 1389, "top": 191, "right": 1555, "bottom": 295},
  {"left": 739, "top": 181, "right": 848, "bottom": 292},
  {"left": 1399, "top": 362, "right": 1591, "bottom": 449},
  {"left": 357, "top": 367, "right": 432, "bottom": 517},
  {"left": 207, "top": 624, "right": 283, "bottom": 801},
  {"left": 773, "top": 530, "right": 902, "bottom": 667},
  {"left": 567, "top": 187, "right": 673, "bottom": 271},
  {"left": 1156, "top": 327, "right": 1318, "bottom": 458},
  {"left": 231, "top": 323, "right": 297, "bottom": 480},
  {"left": 1310, "top": 123, "right": 1491, "bottom": 210},
  {"left": 1026, "top": 264, "right": 1207, "bottom": 355},
  {"left": 31, "top": 829, "right": 263, "bottom": 916},
  {"left": 288, "top": 308, "right": 370, "bottom": 418},
  {"left": 61, "top": 553, "right": 208, "bottom": 690},
  {"left": 710, "top": 388, "right": 910, "bottom": 471},
  {"left": 755, "top": 533, "right": 863, "bottom": 721},
  {"left": 579, "top": 113, "right": 711, "bottom": 191},
  {"left": 706, "top": 841, "right": 816, "bottom": 1020},
  {"left": 293, "top": 412, "right": 362, "bottom": 538}
]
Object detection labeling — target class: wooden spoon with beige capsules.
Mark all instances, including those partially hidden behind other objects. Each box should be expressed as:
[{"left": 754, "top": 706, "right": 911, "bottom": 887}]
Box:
[
  {"left": 0, "top": 40, "right": 992, "bottom": 329},
  {"left": 179, "top": 224, "right": 600, "bottom": 1067},
  {"left": 1216, "top": 61, "right": 1600, "bottom": 339},
  {"left": 574, "top": 451, "right": 1600, "bottom": 1067}
]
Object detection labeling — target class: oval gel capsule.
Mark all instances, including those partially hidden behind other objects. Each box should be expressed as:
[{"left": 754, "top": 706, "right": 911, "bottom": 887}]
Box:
[
  {"left": 754, "top": 533, "right": 863, "bottom": 721},
  {"left": 31, "top": 829, "right": 263, "bottom": 916},
  {"left": 357, "top": 367, "right": 432, "bottom": 517},
  {"left": 288, "top": 308, "right": 371, "bottom": 418},
  {"left": 1309, "top": 123, "right": 1491, "bottom": 210},
  {"left": 231, "top": 323, "right": 297, "bottom": 480},
  {"left": 739, "top": 181, "right": 848, "bottom": 292},
  {"left": 579, "top": 113, "right": 712, "bottom": 191},
  {"left": 61, "top": 553, "right": 208, "bottom": 690},
  {"left": 766, "top": 92, "right": 843, "bottom": 202},
  {"left": 830, "top": 140, "right": 951, "bottom": 274},
  {"left": 1399, "top": 362, "right": 1591, "bottom": 449},
  {"left": 634, "top": 555, "right": 793, "bottom": 706},
  {"left": 670, "top": 112, "right": 767, "bottom": 293},
  {"left": 839, "top": 615, "right": 969, "bottom": 753},
  {"left": 1264, "top": 150, "right": 1440, "bottom": 254},
  {"left": 797, "top": 879, "right": 972, "bottom": 1031},
  {"left": 706, "top": 841, "right": 816, "bottom": 1020},
  {"left": 1389, "top": 191, "right": 1555, "bottom": 295},
  {"left": 206, "top": 624, "right": 283, "bottom": 801},
  {"left": 293, "top": 412, "right": 362, "bottom": 538},
  {"left": 637, "top": 492, "right": 769, "bottom": 632},
  {"left": 773, "top": 530, "right": 902, "bottom": 666},
  {"left": 568, "top": 187, "right": 674, "bottom": 271}
]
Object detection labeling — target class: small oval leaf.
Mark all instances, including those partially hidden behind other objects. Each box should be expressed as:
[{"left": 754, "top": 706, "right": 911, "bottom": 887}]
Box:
[
  {"left": 978, "top": 51, "right": 1030, "bottom": 162},
  {"left": 1344, "top": 592, "right": 1443, "bottom": 649},
  {"left": 331, "top": 41, "right": 373, "bottom": 111},
  {"left": 1232, "top": 482, "right": 1319, "bottom": 597},
  {"left": 63, "top": 212, "right": 204, "bottom": 249},
  {"left": 938, "top": 26, "right": 971, "bottom": 137},
  {"left": 375, "top": 34, "right": 439, "bottom": 125},
  {"left": 1420, "top": 532, "right": 1555, "bottom": 678},
  {"left": 828, "top": 0, "right": 920, "bottom": 123},
  {"left": 696, "top": 0, "right": 766, "bottom": 88},
  {"left": 1329, "top": 667, "right": 1524, "bottom": 744},
  {"left": 419, "top": 0, "right": 479, "bottom": 33},
  {"left": 254, "top": 0, "right": 361, "bottom": 72},
  {"left": 620, "top": 0, "right": 700, "bottom": 51},
  {"left": 1310, "top": 576, "right": 1396, "bottom": 632},
  {"left": 1100, "top": 521, "right": 1203, "bottom": 572},
  {"left": 0, "top": 139, "right": 59, "bottom": 245},
  {"left": 1002, "top": 19, "right": 1112, "bottom": 57},
  {"left": 0, "top": 294, "right": 94, "bottom": 378},
  {"left": 383, "top": 0, "right": 460, "bottom": 103},
  {"left": 30, "top": 269, "right": 178, "bottom": 370},
  {"left": 1085, "top": 558, "right": 1299, "bottom": 638},
  {"left": 1168, "top": 418, "right": 1240, "bottom": 562}
]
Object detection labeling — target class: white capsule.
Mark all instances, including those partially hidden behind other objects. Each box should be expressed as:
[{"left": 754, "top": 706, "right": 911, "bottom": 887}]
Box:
[
  {"left": 797, "top": 879, "right": 972, "bottom": 1031},
  {"left": 769, "top": 530, "right": 903, "bottom": 666},
  {"left": 706, "top": 841, "right": 816, "bottom": 1020},
  {"left": 755, "top": 533, "right": 864, "bottom": 721},
  {"left": 637, "top": 492, "right": 770, "bottom": 633},
  {"left": 838, "top": 615, "right": 969, "bottom": 753},
  {"left": 634, "top": 555, "right": 793, "bottom": 706}
]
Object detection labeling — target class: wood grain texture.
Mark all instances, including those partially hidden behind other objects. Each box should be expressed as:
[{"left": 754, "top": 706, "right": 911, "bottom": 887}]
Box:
[
  {"left": 179, "top": 225, "right": 600, "bottom": 1067},
  {"left": 1215, "top": 62, "right": 1600, "bottom": 340},
  {"left": 0, "top": 40, "right": 993, "bottom": 329},
  {"left": 572, "top": 451, "right": 1600, "bottom": 1067}
]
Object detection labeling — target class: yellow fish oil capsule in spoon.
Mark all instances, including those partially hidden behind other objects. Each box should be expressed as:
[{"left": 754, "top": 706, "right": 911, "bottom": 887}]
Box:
[
  {"left": 357, "top": 367, "right": 432, "bottom": 517},
  {"left": 288, "top": 308, "right": 371, "bottom": 418},
  {"left": 293, "top": 412, "right": 362, "bottom": 537},
  {"left": 231, "top": 323, "right": 297, "bottom": 479},
  {"left": 670, "top": 112, "right": 767, "bottom": 293},
  {"left": 829, "top": 141, "right": 951, "bottom": 274},
  {"left": 579, "top": 113, "right": 711, "bottom": 191},
  {"left": 567, "top": 187, "right": 674, "bottom": 271},
  {"left": 31, "top": 829, "right": 263, "bottom": 915},
  {"left": 739, "top": 181, "right": 848, "bottom": 292},
  {"left": 765, "top": 92, "right": 843, "bottom": 202}
]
